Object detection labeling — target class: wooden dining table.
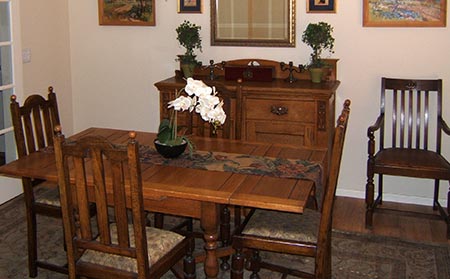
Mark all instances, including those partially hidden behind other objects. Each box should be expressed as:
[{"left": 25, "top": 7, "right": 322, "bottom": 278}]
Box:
[{"left": 0, "top": 127, "right": 327, "bottom": 279}]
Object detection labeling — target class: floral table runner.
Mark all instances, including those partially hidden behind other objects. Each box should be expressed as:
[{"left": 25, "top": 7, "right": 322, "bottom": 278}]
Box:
[
  {"left": 139, "top": 146, "right": 323, "bottom": 207},
  {"left": 43, "top": 143, "right": 323, "bottom": 207}
]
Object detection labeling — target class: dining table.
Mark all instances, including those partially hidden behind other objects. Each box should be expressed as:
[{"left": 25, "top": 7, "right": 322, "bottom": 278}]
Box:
[{"left": 0, "top": 127, "right": 327, "bottom": 279}]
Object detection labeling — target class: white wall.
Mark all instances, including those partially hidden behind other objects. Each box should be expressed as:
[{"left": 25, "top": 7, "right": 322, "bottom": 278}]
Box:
[
  {"left": 0, "top": 0, "right": 74, "bottom": 204},
  {"left": 23, "top": 0, "right": 450, "bottom": 205},
  {"left": 20, "top": 0, "right": 74, "bottom": 135}
]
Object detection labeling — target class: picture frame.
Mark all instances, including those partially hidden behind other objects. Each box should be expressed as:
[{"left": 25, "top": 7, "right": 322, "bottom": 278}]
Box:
[
  {"left": 178, "top": 0, "right": 202, "bottom": 13},
  {"left": 98, "top": 0, "right": 155, "bottom": 26},
  {"left": 363, "top": 0, "right": 447, "bottom": 27},
  {"left": 307, "top": 0, "right": 336, "bottom": 13}
]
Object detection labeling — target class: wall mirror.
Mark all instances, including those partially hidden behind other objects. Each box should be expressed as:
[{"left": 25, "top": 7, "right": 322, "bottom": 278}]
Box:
[{"left": 211, "top": 0, "right": 296, "bottom": 47}]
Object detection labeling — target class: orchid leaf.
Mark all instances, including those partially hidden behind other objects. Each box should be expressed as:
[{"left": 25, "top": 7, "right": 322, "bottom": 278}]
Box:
[{"left": 157, "top": 119, "right": 172, "bottom": 143}]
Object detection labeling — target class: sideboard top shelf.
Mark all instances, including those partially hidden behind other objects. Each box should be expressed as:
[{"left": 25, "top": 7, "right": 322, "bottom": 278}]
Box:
[
  {"left": 155, "top": 76, "right": 340, "bottom": 94},
  {"left": 184, "top": 58, "right": 339, "bottom": 82}
]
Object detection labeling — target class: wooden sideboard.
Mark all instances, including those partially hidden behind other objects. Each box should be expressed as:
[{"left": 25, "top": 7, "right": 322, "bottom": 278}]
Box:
[{"left": 154, "top": 59, "right": 340, "bottom": 151}]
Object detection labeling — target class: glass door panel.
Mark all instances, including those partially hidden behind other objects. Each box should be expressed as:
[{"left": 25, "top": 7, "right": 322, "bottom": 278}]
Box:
[{"left": 0, "top": 0, "right": 22, "bottom": 203}]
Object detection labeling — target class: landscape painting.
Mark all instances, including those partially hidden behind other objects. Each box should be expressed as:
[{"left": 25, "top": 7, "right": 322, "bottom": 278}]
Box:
[
  {"left": 363, "top": 0, "right": 446, "bottom": 27},
  {"left": 98, "top": 0, "right": 155, "bottom": 26}
]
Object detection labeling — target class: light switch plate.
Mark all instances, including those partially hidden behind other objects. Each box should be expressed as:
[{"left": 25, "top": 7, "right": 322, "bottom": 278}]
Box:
[{"left": 22, "top": 48, "right": 31, "bottom": 63}]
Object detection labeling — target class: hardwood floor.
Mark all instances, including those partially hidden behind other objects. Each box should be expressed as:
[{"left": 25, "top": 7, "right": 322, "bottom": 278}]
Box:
[{"left": 332, "top": 196, "right": 450, "bottom": 244}]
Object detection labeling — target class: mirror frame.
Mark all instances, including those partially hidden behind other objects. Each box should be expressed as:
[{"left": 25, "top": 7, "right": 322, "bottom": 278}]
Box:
[{"left": 211, "top": 0, "right": 296, "bottom": 47}]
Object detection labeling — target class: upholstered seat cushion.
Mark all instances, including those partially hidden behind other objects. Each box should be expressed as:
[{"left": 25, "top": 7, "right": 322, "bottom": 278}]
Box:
[
  {"left": 79, "top": 224, "right": 185, "bottom": 273},
  {"left": 34, "top": 183, "right": 61, "bottom": 207},
  {"left": 242, "top": 209, "right": 320, "bottom": 243}
]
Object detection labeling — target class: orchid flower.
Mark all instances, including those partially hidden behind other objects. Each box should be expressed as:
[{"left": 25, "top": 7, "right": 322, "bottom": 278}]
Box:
[{"left": 158, "top": 78, "right": 227, "bottom": 149}]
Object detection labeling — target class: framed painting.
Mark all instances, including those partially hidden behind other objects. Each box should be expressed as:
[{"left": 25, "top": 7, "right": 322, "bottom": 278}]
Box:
[
  {"left": 98, "top": 0, "right": 155, "bottom": 26},
  {"left": 307, "top": 0, "right": 336, "bottom": 13},
  {"left": 363, "top": 0, "right": 447, "bottom": 27},
  {"left": 178, "top": 0, "right": 202, "bottom": 13}
]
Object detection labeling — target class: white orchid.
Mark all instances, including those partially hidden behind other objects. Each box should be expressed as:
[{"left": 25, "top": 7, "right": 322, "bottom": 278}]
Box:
[
  {"left": 184, "top": 78, "right": 212, "bottom": 97},
  {"left": 207, "top": 101, "right": 226, "bottom": 124},
  {"left": 170, "top": 79, "right": 226, "bottom": 127},
  {"left": 195, "top": 94, "right": 220, "bottom": 112},
  {"left": 168, "top": 95, "right": 196, "bottom": 112},
  {"left": 158, "top": 78, "right": 227, "bottom": 148}
]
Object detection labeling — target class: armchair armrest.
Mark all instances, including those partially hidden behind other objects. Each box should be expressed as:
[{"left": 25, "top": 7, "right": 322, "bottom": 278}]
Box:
[
  {"left": 439, "top": 116, "right": 450, "bottom": 136},
  {"left": 367, "top": 114, "right": 384, "bottom": 158},
  {"left": 367, "top": 114, "right": 384, "bottom": 138}
]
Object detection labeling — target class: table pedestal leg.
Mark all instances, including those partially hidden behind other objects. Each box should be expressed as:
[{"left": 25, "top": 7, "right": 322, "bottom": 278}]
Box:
[{"left": 201, "top": 202, "right": 219, "bottom": 279}]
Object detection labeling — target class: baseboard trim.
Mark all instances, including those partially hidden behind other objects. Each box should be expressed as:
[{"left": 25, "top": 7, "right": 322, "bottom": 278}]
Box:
[{"left": 336, "top": 189, "right": 445, "bottom": 207}]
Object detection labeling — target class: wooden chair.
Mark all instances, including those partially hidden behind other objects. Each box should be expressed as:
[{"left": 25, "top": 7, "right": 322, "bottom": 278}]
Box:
[
  {"left": 231, "top": 100, "right": 351, "bottom": 279},
  {"left": 365, "top": 77, "right": 450, "bottom": 239},
  {"left": 53, "top": 127, "right": 196, "bottom": 279},
  {"left": 9, "top": 87, "right": 66, "bottom": 277}
]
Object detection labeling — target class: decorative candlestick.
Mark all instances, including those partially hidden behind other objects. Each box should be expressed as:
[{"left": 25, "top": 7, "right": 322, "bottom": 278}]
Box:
[
  {"left": 202, "top": 60, "right": 226, "bottom": 80},
  {"left": 280, "top": 61, "right": 304, "bottom": 83}
]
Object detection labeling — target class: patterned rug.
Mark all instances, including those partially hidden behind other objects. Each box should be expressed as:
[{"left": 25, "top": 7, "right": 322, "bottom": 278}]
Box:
[{"left": 0, "top": 193, "right": 449, "bottom": 279}]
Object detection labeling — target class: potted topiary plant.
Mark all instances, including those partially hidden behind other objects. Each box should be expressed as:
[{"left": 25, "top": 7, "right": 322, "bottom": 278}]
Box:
[
  {"left": 301, "top": 22, "right": 335, "bottom": 83},
  {"left": 176, "top": 20, "right": 202, "bottom": 78}
]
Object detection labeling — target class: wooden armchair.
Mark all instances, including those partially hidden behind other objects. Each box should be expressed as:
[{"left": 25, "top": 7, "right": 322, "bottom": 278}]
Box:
[
  {"left": 231, "top": 100, "right": 351, "bottom": 279},
  {"left": 53, "top": 128, "right": 196, "bottom": 279},
  {"left": 10, "top": 87, "right": 66, "bottom": 277},
  {"left": 365, "top": 77, "right": 450, "bottom": 239}
]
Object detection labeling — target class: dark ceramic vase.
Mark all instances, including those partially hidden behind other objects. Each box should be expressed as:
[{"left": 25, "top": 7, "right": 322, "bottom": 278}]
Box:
[{"left": 154, "top": 139, "right": 187, "bottom": 158}]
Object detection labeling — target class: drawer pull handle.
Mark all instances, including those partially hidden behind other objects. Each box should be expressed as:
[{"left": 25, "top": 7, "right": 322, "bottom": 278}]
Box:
[{"left": 271, "top": 106, "right": 288, "bottom": 116}]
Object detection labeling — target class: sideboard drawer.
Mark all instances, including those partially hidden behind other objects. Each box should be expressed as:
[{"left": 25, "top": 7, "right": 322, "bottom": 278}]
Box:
[
  {"left": 246, "top": 120, "right": 315, "bottom": 146},
  {"left": 245, "top": 98, "right": 316, "bottom": 123}
]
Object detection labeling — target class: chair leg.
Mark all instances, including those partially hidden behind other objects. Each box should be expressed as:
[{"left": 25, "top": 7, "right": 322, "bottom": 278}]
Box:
[
  {"left": 23, "top": 184, "right": 38, "bottom": 277},
  {"left": 154, "top": 213, "right": 164, "bottom": 229},
  {"left": 186, "top": 218, "right": 193, "bottom": 232},
  {"left": 365, "top": 170, "right": 375, "bottom": 228},
  {"left": 247, "top": 250, "right": 261, "bottom": 279},
  {"left": 447, "top": 220, "right": 450, "bottom": 240},
  {"left": 27, "top": 211, "right": 38, "bottom": 277},
  {"left": 447, "top": 182, "right": 450, "bottom": 239},
  {"left": 447, "top": 182, "right": 450, "bottom": 215},
  {"left": 324, "top": 234, "right": 332, "bottom": 279},
  {"left": 234, "top": 206, "right": 242, "bottom": 228},
  {"left": 447, "top": 182, "right": 450, "bottom": 216},
  {"left": 183, "top": 238, "right": 196, "bottom": 279},
  {"left": 433, "top": 179, "right": 440, "bottom": 211},
  {"left": 231, "top": 247, "right": 245, "bottom": 279},
  {"left": 377, "top": 174, "right": 383, "bottom": 205}
]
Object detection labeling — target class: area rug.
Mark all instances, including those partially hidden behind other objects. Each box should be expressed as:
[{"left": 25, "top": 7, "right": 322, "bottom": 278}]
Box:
[{"left": 0, "top": 193, "right": 449, "bottom": 279}]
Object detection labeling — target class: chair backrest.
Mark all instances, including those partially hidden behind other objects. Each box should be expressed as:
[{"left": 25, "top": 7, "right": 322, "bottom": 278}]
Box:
[
  {"left": 379, "top": 77, "right": 443, "bottom": 152},
  {"left": 53, "top": 128, "right": 150, "bottom": 278},
  {"left": 10, "top": 87, "right": 60, "bottom": 158},
  {"left": 317, "top": 99, "right": 350, "bottom": 254}
]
